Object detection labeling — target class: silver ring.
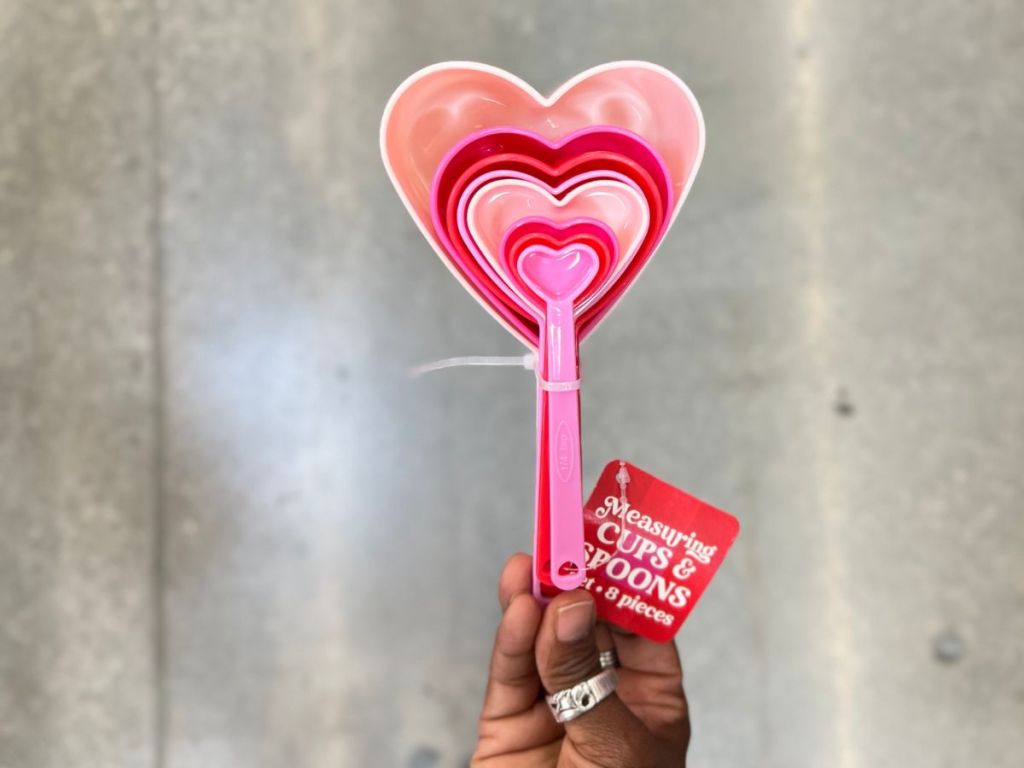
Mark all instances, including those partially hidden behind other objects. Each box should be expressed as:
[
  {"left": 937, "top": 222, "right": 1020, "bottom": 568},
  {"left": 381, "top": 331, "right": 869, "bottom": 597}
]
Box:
[
  {"left": 546, "top": 667, "right": 619, "bottom": 723},
  {"left": 598, "top": 649, "right": 619, "bottom": 669}
]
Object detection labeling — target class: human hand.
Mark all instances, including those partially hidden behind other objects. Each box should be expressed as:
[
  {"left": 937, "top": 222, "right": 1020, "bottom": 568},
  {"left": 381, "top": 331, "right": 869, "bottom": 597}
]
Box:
[{"left": 471, "top": 553, "right": 691, "bottom": 766}]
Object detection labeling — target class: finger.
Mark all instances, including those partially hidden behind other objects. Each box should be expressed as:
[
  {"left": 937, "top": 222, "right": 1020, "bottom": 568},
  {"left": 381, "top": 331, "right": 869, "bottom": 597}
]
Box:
[
  {"left": 613, "top": 631, "right": 682, "bottom": 677},
  {"left": 612, "top": 632, "right": 690, "bottom": 747},
  {"left": 481, "top": 593, "right": 544, "bottom": 720},
  {"left": 497, "top": 552, "right": 533, "bottom": 610},
  {"left": 535, "top": 591, "right": 661, "bottom": 766},
  {"left": 474, "top": 700, "right": 562, "bottom": 763},
  {"left": 473, "top": 730, "right": 560, "bottom": 768}
]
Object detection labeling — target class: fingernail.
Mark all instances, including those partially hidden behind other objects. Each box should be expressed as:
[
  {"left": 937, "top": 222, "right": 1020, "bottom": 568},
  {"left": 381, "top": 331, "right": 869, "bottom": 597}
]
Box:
[{"left": 556, "top": 601, "right": 594, "bottom": 642}]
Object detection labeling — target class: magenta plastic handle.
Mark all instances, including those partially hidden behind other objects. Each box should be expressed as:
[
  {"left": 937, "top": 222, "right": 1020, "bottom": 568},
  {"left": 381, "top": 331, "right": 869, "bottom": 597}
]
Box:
[
  {"left": 517, "top": 244, "right": 598, "bottom": 592},
  {"left": 545, "top": 297, "right": 586, "bottom": 589}
]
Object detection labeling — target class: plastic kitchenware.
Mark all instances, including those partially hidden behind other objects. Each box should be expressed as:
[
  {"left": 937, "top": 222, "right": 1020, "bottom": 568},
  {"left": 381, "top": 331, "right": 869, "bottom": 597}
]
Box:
[
  {"left": 458, "top": 170, "right": 645, "bottom": 314},
  {"left": 463, "top": 176, "right": 648, "bottom": 315},
  {"left": 453, "top": 170, "right": 654, "bottom": 591},
  {"left": 455, "top": 170, "right": 625, "bottom": 306},
  {"left": 437, "top": 151, "right": 664, "bottom": 345},
  {"left": 460, "top": 175, "right": 650, "bottom": 590},
  {"left": 501, "top": 218, "right": 619, "bottom": 308},
  {"left": 381, "top": 60, "right": 703, "bottom": 227},
  {"left": 434, "top": 127, "right": 674, "bottom": 219},
  {"left": 381, "top": 62, "right": 704, "bottom": 598},
  {"left": 482, "top": 216, "right": 618, "bottom": 314},
  {"left": 517, "top": 243, "right": 600, "bottom": 586},
  {"left": 432, "top": 139, "right": 663, "bottom": 592},
  {"left": 431, "top": 127, "right": 673, "bottom": 346}
]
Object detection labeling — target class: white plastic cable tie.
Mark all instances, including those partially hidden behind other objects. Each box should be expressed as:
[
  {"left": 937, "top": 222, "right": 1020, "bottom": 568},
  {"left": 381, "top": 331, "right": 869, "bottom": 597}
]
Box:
[
  {"left": 409, "top": 353, "right": 536, "bottom": 378},
  {"left": 410, "top": 353, "right": 580, "bottom": 391},
  {"left": 536, "top": 377, "right": 581, "bottom": 392}
]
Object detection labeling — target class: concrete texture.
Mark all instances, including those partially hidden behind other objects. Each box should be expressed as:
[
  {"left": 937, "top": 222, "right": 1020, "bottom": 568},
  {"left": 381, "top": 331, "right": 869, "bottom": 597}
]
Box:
[
  {"left": 0, "top": 2, "right": 158, "bottom": 768},
  {"left": 2, "top": 1, "right": 1023, "bottom": 767}
]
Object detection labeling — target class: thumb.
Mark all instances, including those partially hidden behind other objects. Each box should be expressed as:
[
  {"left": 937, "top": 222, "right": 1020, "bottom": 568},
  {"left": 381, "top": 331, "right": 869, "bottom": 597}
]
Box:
[{"left": 536, "top": 590, "right": 658, "bottom": 766}]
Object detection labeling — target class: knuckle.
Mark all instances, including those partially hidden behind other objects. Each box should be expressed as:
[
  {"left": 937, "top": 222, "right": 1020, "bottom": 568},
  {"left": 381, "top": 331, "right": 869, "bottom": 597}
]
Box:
[
  {"left": 573, "top": 731, "right": 659, "bottom": 768},
  {"left": 543, "top": 646, "right": 602, "bottom": 692}
]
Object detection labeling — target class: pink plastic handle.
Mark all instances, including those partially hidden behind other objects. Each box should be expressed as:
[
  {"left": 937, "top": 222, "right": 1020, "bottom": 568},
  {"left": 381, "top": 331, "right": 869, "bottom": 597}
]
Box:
[
  {"left": 545, "top": 350, "right": 585, "bottom": 589},
  {"left": 518, "top": 244, "right": 599, "bottom": 590}
]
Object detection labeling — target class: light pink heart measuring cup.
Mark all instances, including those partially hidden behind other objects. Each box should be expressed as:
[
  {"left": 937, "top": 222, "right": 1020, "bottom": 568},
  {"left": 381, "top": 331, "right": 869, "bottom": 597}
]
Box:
[{"left": 460, "top": 172, "right": 649, "bottom": 315}]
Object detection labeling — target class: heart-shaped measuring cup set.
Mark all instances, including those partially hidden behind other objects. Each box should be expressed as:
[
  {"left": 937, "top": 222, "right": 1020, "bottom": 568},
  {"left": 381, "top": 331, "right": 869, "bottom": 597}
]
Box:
[{"left": 382, "top": 62, "right": 705, "bottom": 598}]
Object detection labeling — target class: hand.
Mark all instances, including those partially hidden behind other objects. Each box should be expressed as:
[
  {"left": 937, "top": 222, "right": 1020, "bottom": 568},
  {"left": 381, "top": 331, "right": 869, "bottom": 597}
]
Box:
[{"left": 471, "top": 553, "right": 691, "bottom": 766}]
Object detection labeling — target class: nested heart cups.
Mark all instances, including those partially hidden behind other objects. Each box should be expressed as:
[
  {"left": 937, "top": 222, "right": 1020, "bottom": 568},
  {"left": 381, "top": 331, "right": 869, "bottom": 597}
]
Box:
[
  {"left": 381, "top": 61, "right": 704, "bottom": 595},
  {"left": 382, "top": 62, "right": 704, "bottom": 349}
]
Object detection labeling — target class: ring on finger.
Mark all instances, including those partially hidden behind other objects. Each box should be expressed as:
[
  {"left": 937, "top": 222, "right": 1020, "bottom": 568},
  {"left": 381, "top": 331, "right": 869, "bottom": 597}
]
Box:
[
  {"left": 598, "top": 649, "right": 619, "bottom": 669},
  {"left": 546, "top": 668, "right": 619, "bottom": 723}
]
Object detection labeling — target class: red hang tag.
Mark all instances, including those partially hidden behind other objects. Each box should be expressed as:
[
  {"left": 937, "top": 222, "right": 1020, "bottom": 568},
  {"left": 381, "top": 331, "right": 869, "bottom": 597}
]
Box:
[{"left": 581, "top": 460, "right": 740, "bottom": 642}]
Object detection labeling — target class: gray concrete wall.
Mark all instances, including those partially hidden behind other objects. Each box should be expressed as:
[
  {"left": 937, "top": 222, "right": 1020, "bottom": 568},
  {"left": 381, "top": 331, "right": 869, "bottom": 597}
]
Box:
[
  {"left": 0, "top": 2, "right": 158, "bottom": 766},
  {"left": 1, "top": 1, "right": 1022, "bottom": 767}
]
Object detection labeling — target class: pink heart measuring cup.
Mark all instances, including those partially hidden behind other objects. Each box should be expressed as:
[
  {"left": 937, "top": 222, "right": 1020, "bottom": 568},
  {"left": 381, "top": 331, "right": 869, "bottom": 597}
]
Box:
[
  {"left": 461, "top": 172, "right": 649, "bottom": 315},
  {"left": 433, "top": 136, "right": 672, "bottom": 593},
  {"left": 381, "top": 61, "right": 704, "bottom": 221},
  {"left": 431, "top": 127, "right": 675, "bottom": 348},
  {"left": 461, "top": 176, "right": 649, "bottom": 588},
  {"left": 432, "top": 130, "right": 668, "bottom": 592},
  {"left": 501, "top": 218, "right": 620, "bottom": 308},
  {"left": 382, "top": 62, "right": 705, "bottom": 598}
]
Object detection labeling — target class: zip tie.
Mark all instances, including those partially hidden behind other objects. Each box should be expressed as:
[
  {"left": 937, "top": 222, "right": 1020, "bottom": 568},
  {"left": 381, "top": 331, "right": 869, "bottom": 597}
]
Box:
[
  {"left": 409, "top": 353, "right": 535, "bottom": 377},
  {"left": 537, "top": 378, "right": 581, "bottom": 392},
  {"left": 410, "top": 353, "right": 580, "bottom": 392}
]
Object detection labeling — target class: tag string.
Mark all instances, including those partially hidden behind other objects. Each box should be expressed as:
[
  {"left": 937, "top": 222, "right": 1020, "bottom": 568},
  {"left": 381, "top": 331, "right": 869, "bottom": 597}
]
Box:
[{"left": 611, "top": 460, "right": 632, "bottom": 561}]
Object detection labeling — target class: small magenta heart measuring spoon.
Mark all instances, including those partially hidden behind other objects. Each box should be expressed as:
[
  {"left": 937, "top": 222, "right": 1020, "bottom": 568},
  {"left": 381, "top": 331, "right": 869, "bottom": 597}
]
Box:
[{"left": 517, "top": 244, "right": 600, "bottom": 589}]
